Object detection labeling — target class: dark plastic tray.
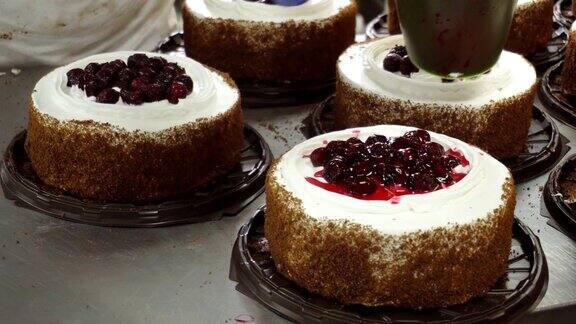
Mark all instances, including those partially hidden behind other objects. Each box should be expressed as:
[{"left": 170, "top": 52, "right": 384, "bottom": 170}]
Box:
[
  {"left": 305, "top": 96, "right": 565, "bottom": 183},
  {"left": 365, "top": 13, "right": 568, "bottom": 71},
  {"left": 554, "top": 0, "right": 574, "bottom": 29},
  {"left": 230, "top": 207, "right": 548, "bottom": 323},
  {"left": 155, "top": 32, "right": 335, "bottom": 108},
  {"left": 538, "top": 61, "right": 576, "bottom": 128},
  {"left": 543, "top": 154, "right": 576, "bottom": 239},
  {"left": 0, "top": 126, "right": 272, "bottom": 227}
]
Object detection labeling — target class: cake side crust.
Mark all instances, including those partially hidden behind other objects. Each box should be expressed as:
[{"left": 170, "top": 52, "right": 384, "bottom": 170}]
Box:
[
  {"left": 333, "top": 76, "right": 536, "bottom": 159},
  {"left": 265, "top": 162, "right": 515, "bottom": 308},
  {"left": 505, "top": 0, "right": 553, "bottom": 56}
]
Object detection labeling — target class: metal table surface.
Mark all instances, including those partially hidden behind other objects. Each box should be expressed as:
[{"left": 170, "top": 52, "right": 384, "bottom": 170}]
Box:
[{"left": 1, "top": 65, "right": 576, "bottom": 323}]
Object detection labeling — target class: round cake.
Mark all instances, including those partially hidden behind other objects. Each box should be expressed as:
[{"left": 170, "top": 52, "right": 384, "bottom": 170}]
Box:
[
  {"left": 561, "top": 22, "right": 576, "bottom": 95},
  {"left": 265, "top": 125, "right": 515, "bottom": 308},
  {"left": 385, "top": 0, "right": 552, "bottom": 56},
  {"left": 505, "top": 0, "right": 553, "bottom": 56},
  {"left": 182, "top": 0, "right": 357, "bottom": 83},
  {"left": 26, "top": 51, "right": 243, "bottom": 202},
  {"left": 334, "top": 35, "right": 537, "bottom": 159}
]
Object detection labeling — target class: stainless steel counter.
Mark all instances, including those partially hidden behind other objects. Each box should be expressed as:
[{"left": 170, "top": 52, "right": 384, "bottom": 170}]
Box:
[{"left": 1, "top": 65, "right": 575, "bottom": 323}]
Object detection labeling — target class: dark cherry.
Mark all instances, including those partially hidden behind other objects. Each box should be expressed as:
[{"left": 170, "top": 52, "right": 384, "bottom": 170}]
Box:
[
  {"left": 127, "top": 53, "right": 149, "bottom": 69},
  {"left": 390, "top": 136, "right": 414, "bottom": 150},
  {"left": 84, "top": 63, "right": 101, "bottom": 75},
  {"left": 404, "top": 129, "right": 431, "bottom": 144},
  {"left": 174, "top": 74, "right": 194, "bottom": 94},
  {"left": 351, "top": 161, "right": 372, "bottom": 177},
  {"left": 345, "top": 176, "right": 376, "bottom": 196},
  {"left": 368, "top": 142, "right": 391, "bottom": 161},
  {"left": 423, "top": 142, "right": 445, "bottom": 158},
  {"left": 116, "top": 68, "right": 134, "bottom": 89},
  {"left": 131, "top": 76, "right": 151, "bottom": 92},
  {"left": 66, "top": 68, "right": 84, "bottom": 87},
  {"left": 400, "top": 56, "right": 418, "bottom": 76},
  {"left": 323, "top": 157, "right": 348, "bottom": 183},
  {"left": 155, "top": 72, "right": 174, "bottom": 88},
  {"left": 120, "top": 89, "right": 144, "bottom": 105},
  {"left": 96, "top": 88, "right": 120, "bottom": 104},
  {"left": 384, "top": 53, "right": 402, "bottom": 73},
  {"left": 163, "top": 63, "right": 185, "bottom": 77},
  {"left": 309, "top": 147, "right": 328, "bottom": 167},
  {"left": 137, "top": 67, "right": 156, "bottom": 79},
  {"left": 407, "top": 171, "right": 437, "bottom": 192},
  {"left": 390, "top": 45, "right": 408, "bottom": 57},
  {"left": 365, "top": 135, "right": 388, "bottom": 146},
  {"left": 84, "top": 80, "right": 103, "bottom": 97},
  {"left": 143, "top": 83, "right": 166, "bottom": 102},
  {"left": 167, "top": 81, "right": 188, "bottom": 104},
  {"left": 149, "top": 56, "right": 168, "bottom": 71}
]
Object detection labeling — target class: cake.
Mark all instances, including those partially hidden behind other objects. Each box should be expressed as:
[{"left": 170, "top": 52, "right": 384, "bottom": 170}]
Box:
[
  {"left": 334, "top": 35, "right": 537, "bottom": 159},
  {"left": 385, "top": 0, "right": 552, "bottom": 56},
  {"left": 505, "top": 0, "right": 553, "bottom": 56},
  {"left": 561, "top": 22, "right": 576, "bottom": 95},
  {"left": 26, "top": 51, "right": 243, "bottom": 202},
  {"left": 265, "top": 125, "right": 515, "bottom": 308},
  {"left": 182, "top": 0, "right": 357, "bottom": 83}
]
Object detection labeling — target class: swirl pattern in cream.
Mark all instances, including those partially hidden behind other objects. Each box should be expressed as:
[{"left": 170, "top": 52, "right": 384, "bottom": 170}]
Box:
[
  {"left": 273, "top": 125, "right": 510, "bottom": 235},
  {"left": 185, "top": 0, "right": 352, "bottom": 22},
  {"left": 32, "top": 51, "right": 239, "bottom": 133},
  {"left": 338, "top": 35, "right": 536, "bottom": 107}
]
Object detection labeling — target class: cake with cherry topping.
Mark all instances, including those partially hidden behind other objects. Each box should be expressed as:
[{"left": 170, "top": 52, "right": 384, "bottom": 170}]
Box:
[
  {"left": 334, "top": 36, "right": 537, "bottom": 159},
  {"left": 385, "top": 0, "right": 552, "bottom": 56},
  {"left": 182, "top": 0, "right": 357, "bottom": 83},
  {"left": 265, "top": 125, "right": 515, "bottom": 308},
  {"left": 26, "top": 52, "right": 243, "bottom": 202}
]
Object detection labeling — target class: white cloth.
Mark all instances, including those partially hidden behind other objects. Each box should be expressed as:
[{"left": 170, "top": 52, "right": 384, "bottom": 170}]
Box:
[{"left": 0, "top": 0, "right": 177, "bottom": 67}]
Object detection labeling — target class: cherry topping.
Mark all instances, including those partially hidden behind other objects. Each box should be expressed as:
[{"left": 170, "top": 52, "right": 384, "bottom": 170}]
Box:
[
  {"left": 383, "top": 45, "right": 419, "bottom": 77},
  {"left": 167, "top": 82, "right": 188, "bottom": 104},
  {"left": 383, "top": 53, "right": 402, "bottom": 73},
  {"left": 309, "top": 147, "right": 328, "bottom": 167},
  {"left": 305, "top": 129, "right": 470, "bottom": 200},
  {"left": 66, "top": 53, "right": 193, "bottom": 106},
  {"left": 120, "top": 89, "right": 144, "bottom": 105},
  {"left": 96, "top": 88, "right": 120, "bottom": 104},
  {"left": 66, "top": 68, "right": 84, "bottom": 87}
]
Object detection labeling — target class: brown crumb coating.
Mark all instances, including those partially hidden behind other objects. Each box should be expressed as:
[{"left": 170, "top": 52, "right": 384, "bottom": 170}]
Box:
[
  {"left": 333, "top": 76, "right": 536, "bottom": 159},
  {"left": 265, "top": 162, "right": 515, "bottom": 308},
  {"left": 182, "top": 2, "right": 357, "bottom": 83},
  {"left": 561, "top": 26, "right": 576, "bottom": 95},
  {"left": 505, "top": 0, "right": 553, "bottom": 56},
  {"left": 25, "top": 74, "right": 244, "bottom": 203}
]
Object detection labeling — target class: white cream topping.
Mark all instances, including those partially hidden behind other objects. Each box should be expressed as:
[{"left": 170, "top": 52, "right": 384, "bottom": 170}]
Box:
[
  {"left": 517, "top": 0, "right": 536, "bottom": 7},
  {"left": 185, "top": 0, "right": 352, "bottom": 23},
  {"left": 274, "top": 125, "right": 510, "bottom": 236},
  {"left": 32, "top": 51, "right": 239, "bottom": 133},
  {"left": 338, "top": 35, "right": 536, "bottom": 107}
]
